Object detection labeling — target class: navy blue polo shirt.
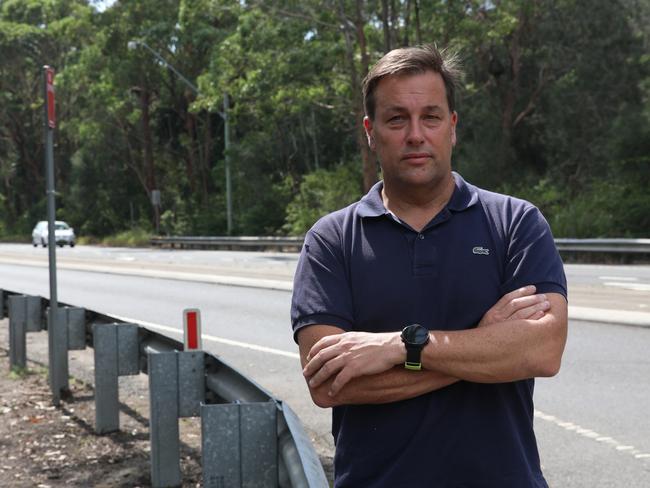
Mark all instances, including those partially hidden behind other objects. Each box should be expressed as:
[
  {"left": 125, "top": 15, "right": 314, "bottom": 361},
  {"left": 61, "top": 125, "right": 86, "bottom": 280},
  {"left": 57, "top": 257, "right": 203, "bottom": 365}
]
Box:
[{"left": 291, "top": 172, "right": 567, "bottom": 488}]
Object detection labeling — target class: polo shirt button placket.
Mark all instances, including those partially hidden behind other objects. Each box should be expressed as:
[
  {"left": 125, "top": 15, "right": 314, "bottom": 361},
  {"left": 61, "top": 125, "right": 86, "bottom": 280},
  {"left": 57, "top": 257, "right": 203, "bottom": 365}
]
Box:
[{"left": 418, "top": 233, "right": 424, "bottom": 240}]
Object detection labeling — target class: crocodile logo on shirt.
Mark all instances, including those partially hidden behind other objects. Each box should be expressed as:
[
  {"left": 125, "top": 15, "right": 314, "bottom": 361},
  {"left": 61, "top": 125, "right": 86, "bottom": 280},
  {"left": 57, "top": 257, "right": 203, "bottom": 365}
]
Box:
[{"left": 472, "top": 246, "right": 490, "bottom": 255}]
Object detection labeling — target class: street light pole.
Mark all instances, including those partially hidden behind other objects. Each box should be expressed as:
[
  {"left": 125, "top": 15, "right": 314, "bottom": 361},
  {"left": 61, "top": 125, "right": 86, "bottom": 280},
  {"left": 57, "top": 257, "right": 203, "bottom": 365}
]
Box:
[
  {"left": 127, "top": 39, "right": 233, "bottom": 235},
  {"left": 224, "top": 93, "right": 232, "bottom": 235}
]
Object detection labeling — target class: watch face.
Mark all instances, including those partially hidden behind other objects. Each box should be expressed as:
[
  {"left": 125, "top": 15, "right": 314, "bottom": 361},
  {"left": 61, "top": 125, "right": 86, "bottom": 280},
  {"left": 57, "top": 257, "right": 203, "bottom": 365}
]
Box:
[{"left": 402, "top": 324, "right": 429, "bottom": 346}]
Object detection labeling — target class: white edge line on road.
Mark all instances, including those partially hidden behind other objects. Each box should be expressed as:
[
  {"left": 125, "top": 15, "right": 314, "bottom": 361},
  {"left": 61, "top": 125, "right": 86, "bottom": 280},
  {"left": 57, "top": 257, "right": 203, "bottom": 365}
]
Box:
[
  {"left": 534, "top": 409, "right": 650, "bottom": 461},
  {"left": 0, "top": 257, "right": 294, "bottom": 292},
  {"left": 568, "top": 306, "right": 650, "bottom": 327},
  {"left": 603, "top": 282, "right": 650, "bottom": 292},
  {"left": 111, "top": 314, "right": 300, "bottom": 360},
  {"left": 598, "top": 276, "right": 639, "bottom": 282}
]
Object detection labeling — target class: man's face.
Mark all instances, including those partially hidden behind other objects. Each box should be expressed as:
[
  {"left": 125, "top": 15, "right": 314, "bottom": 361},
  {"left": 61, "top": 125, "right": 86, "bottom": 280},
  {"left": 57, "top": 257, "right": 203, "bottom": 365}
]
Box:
[{"left": 364, "top": 71, "right": 457, "bottom": 190}]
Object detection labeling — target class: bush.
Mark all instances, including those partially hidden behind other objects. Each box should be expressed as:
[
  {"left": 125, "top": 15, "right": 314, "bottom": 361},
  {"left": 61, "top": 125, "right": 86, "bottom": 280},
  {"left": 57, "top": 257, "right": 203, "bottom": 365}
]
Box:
[
  {"left": 505, "top": 177, "right": 650, "bottom": 238},
  {"left": 284, "top": 162, "right": 362, "bottom": 235},
  {"left": 97, "top": 228, "right": 151, "bottom": 247}
]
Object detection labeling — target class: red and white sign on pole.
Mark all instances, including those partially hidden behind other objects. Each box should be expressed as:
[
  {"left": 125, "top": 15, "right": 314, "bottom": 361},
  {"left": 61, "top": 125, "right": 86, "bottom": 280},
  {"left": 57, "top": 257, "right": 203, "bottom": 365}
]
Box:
[
  {"left": 45, "top": 66, "right": 56, "bottom": 129},
  {"left": 183, "top": 308, "right": 202, "bottom": 350}
]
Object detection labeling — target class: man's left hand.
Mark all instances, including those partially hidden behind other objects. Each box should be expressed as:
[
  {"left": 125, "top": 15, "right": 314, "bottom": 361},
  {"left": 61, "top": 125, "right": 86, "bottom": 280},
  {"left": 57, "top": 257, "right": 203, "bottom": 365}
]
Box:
[{"left": 303, "top": 331, "right": 403, "bottom": 397}]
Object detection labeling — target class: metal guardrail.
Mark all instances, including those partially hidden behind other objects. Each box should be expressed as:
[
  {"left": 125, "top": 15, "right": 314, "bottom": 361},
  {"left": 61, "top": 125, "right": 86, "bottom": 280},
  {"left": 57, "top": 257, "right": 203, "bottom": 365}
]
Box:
[
  {"left": 151, "top": 236, "right": 305, "bottom": 252},
  {"left": 151, "top": 235, "right": 650, "bottom": 254},
  {"left": 554, "top": 238, "right": 650, "bottom": 254},
  {"left": 0, "top": 289, "right": 328, "bottom": 488}
]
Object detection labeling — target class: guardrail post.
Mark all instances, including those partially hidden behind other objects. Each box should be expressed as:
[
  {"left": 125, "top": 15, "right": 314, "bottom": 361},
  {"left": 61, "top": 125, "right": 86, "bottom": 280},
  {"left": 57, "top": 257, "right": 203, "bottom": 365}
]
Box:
[
  {"left": 48, "top": 307, "right": 69, "bottom": 401},
  {"left": 148, "top": 350, "right": 205, "bottom": 487},
  {"left": 93, "top": 323, "right": 139, "bottom": 434},
  {"left": 149, "top": 351, "right": 181, "bottom": 488},
  {"left": 8, "top": 295, "right": 27, "bottom": 369},
  {"left": 93, "top": 323, "right": 118, "bottom": 433},
  {"left": 7, "top": 295, "right": 43, "bottom": 370},
  {"left": 201, "top": 402, "right": 278, "bottom": 488},
  {"left": 178, "top": 351, "right": 205, "bottom": 417},
  {"left": 66, "top": 307, "right": 86, "bottom": 350},
  {"left": 25, "top": 296, "right": 43, "bottom": 332}
]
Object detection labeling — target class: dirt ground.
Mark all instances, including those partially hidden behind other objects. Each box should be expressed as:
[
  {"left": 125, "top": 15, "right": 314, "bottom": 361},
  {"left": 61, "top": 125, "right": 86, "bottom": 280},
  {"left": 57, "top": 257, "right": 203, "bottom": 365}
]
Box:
[
  {"left": 0, "top": 320, "right": 203, "bottom": 487},
  {"left": 0, "top": 319, "right": 334, "bottom": 487}
]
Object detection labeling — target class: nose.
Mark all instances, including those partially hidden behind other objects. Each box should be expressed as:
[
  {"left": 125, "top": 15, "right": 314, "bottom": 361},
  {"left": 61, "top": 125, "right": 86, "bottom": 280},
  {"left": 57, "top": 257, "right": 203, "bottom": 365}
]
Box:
[{"left": 405, "top": 119, "right": 425, "bottom": 146}]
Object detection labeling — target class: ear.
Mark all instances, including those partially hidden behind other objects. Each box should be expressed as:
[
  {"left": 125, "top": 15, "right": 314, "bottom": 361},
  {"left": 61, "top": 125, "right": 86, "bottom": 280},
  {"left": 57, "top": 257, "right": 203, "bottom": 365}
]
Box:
[
  {"left": 450, "top": 111, "right": 458, "bottom": 147},
  {"left": 363, "top": 116, "right": 375, "bottom": 150}
]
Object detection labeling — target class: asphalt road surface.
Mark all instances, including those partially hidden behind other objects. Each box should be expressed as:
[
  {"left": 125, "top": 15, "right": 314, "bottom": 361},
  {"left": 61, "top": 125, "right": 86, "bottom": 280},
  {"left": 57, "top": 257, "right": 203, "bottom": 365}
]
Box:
[{"left": 1, "top": 244, "right": 649, "bottom": 487}]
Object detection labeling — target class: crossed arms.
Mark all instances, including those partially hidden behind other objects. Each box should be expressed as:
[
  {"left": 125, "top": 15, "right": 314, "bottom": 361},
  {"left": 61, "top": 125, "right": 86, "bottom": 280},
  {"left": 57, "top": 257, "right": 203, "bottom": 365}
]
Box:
[{"left": 297, "top": 285, "right": 568, "bottom": 408}]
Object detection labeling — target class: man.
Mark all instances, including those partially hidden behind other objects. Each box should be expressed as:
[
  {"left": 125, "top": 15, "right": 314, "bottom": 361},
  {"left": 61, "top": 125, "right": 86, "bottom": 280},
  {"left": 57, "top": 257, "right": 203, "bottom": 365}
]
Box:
[{"left": 291, "top": 44, "right": 567, "bottom": 487}]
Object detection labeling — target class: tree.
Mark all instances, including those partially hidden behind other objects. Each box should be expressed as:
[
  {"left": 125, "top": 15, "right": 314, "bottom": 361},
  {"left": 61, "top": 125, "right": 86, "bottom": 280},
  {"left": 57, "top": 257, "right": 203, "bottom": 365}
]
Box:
[{"left": 0, "top": 0, "right": 647, "bottom": 239}]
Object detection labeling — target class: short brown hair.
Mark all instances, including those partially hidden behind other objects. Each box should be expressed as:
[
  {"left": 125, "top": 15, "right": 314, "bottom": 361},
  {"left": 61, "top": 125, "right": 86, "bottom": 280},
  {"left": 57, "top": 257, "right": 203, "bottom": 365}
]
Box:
[{"left": 362, "top": 44, "right": 463, "bottom": 119}]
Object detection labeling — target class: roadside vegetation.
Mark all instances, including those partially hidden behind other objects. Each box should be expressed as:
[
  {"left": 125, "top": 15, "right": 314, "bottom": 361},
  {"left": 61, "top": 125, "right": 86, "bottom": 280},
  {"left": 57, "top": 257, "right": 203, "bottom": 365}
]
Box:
[
  {"left": 77, "top": 227, "right": 151, "bottom": 247},
  {"left": 0, "top": 0, "right": 648, "bottom": 240}
]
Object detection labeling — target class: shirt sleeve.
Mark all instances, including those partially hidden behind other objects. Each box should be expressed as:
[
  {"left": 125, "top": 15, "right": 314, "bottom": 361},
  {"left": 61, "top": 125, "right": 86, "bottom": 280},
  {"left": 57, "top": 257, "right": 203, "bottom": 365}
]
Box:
[
  {"left": 290, "top": 228, "right": 355, "bottom": 343},
  {"left": 500, "top": 205, "right": 568, "bottom": 298}
]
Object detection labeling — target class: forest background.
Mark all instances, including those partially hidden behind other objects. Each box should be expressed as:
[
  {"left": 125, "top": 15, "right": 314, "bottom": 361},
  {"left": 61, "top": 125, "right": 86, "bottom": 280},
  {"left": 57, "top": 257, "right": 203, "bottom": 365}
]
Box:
[{"left": 1, "top": 0, "right": 648, "bottom": 243}]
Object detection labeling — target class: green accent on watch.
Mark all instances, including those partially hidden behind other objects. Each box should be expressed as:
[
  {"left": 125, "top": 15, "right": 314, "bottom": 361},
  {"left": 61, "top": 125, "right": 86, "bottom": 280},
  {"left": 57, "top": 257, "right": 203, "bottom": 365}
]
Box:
[{"left": 404, "top": 361, "right": 423, "bottom": 371}]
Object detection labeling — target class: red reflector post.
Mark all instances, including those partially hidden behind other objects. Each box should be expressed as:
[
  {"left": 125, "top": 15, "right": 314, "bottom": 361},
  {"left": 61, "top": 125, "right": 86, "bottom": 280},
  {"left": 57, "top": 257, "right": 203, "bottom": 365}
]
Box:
[
  {"left": 183, "top": 308, "right": 202, "bottom": 350},
  {"left": 46, "top": 67, "right": 56, "bottom": 129}
]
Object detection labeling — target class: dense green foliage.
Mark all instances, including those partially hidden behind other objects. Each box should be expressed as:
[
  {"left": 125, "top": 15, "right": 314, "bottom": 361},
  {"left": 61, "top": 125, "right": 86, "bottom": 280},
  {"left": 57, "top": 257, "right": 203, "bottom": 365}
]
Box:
[{"left": 0, "top": 0, "right": 648, "bottom": 239}]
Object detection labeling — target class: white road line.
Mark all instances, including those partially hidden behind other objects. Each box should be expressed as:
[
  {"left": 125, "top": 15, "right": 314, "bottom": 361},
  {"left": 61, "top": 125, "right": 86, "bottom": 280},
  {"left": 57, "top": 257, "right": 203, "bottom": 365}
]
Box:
[
  {"left": 603, "top": 282, "right": 650, "bottom": 292},
  {"left": 111, "top": 314, "right": 301, "bottom": 360},
  {"left": 599, "top": 276, "right": 639, "bottom": 282},
  {"left": 0, "top": 256, "right": 294, "bottom": 291},
  {"left": 535, "top": 410, "right": 650, "bottom": 462}
]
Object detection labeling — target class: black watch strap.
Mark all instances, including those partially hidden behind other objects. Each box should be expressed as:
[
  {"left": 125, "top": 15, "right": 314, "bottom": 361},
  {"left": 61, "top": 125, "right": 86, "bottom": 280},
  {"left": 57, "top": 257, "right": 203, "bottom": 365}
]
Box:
[{"left": 405, "top": 345, "right": 423, "bottom": 371}]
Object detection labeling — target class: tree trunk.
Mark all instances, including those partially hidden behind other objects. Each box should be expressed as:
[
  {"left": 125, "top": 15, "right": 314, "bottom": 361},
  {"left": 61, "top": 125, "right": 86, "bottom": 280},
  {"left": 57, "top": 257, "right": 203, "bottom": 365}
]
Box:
[
  {"left": 184, "top": 111, "right": 197, "bottom": 194},
  {"left": 10, "top": 122, "right": 42, "bottom": 190},
  {"left": 200, "top": 112, "right": 211, "bottom": 205},
  {"left": 381, "top": 0, "right": 391, "bottom": 52},
  {"left": 140, "top": 88, "right": 157, "bottom": 194},
  {"left": 390, "top": 0, "right": 398, "bottom": 48},
  {"left": 337, "top": 0, "right": 376, "bottom": 193},
  {"left": 403, "top": 0, "right": 412, "bottom": 46},
  {"left": 354, "top": 0, "right": 376, "bottom": 192},
  {"left": 116, "top": 114, "right": 148, "bottom": 195},
  {"left": 414, "top": 0, "right": 422, "bottom": 45},
  {"left": 500, "top": 12, "right": 525, "bottom": 153}
]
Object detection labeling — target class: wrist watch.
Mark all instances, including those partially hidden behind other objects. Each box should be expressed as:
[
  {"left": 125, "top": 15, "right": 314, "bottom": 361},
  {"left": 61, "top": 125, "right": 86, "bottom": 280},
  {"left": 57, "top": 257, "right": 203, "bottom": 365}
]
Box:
[{"left": 401, "top": 324, "right": 430, "bottom": 371}]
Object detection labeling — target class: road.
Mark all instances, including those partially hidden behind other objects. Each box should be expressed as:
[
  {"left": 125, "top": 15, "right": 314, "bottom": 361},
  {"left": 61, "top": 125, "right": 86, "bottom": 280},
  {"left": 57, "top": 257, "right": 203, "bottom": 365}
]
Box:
[{"left": 1, "top": 244, "right": 649, "bottom": 486}]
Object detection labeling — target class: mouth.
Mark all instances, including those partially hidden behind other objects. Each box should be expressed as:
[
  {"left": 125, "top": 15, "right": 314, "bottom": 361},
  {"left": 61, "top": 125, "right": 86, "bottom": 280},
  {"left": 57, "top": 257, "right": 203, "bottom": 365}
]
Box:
[{"left": 401, "top": 153, "right": 431, "bottom": 162}]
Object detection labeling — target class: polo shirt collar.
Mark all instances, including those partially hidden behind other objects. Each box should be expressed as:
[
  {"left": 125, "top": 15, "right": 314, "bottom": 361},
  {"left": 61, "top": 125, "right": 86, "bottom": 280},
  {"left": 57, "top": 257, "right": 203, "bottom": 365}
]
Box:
[
  {"left": 357, "top": 181, "right": 387, "bottom": 217},
  {"left": 447, "top": 171, "right": 479, "bottom": 212},
  {"left": 357, "top": 171, "right": 478, "bottom": 218}
]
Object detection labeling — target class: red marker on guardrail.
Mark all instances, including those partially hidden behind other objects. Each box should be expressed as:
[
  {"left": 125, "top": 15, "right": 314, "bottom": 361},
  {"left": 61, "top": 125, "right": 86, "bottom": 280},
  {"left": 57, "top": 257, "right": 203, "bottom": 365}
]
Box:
[{"left": 183, "top": 308, "right": 202, "bottom": 350}]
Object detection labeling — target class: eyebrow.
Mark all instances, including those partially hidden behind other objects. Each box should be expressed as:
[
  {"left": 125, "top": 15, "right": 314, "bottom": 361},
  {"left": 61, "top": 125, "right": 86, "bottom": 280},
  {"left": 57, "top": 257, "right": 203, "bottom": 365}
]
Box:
[{"left": 382, "top": 104, "right": 445, "bottom": 114}]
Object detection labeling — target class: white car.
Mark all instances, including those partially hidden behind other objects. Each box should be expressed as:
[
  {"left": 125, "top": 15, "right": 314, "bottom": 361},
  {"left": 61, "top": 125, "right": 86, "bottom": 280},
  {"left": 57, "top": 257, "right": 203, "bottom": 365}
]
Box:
[{"left": 32, "top": 220, "right": 76, "bottom": 247}]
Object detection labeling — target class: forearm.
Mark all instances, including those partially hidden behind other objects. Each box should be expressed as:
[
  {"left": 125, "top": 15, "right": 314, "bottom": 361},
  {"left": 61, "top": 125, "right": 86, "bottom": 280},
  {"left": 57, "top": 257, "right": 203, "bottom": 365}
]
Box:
[
  {"left": 423, "top": 308, "right": 567, "bottom": 382},
  {"left": 309, "top": 367, "right": 458, "bottom": 408}
]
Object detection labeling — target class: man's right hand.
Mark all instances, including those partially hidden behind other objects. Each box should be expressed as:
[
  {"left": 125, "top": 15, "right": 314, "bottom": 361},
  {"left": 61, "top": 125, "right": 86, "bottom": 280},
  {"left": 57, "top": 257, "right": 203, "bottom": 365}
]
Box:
[{"left": 478, "top": 285, "right": 550, "bottom": 328}]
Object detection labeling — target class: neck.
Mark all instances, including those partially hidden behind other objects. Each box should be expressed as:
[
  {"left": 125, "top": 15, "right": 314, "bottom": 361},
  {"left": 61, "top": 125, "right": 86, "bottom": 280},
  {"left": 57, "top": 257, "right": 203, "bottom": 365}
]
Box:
[{"left": 382, "top": 174, "right": 455, "bottom": 231}]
